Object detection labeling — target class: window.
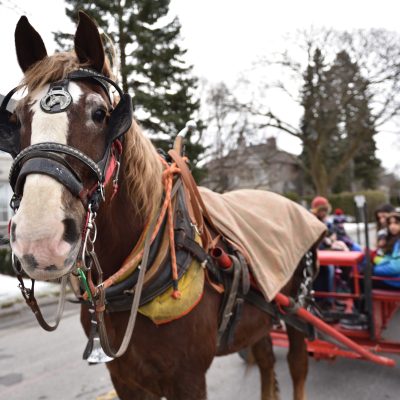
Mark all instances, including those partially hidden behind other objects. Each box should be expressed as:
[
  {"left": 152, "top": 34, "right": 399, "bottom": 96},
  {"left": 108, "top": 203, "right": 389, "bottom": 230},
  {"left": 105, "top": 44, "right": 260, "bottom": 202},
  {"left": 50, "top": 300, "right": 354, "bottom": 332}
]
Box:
[{"left": 0, "top": 183, "right": 12, "bottom": 231}]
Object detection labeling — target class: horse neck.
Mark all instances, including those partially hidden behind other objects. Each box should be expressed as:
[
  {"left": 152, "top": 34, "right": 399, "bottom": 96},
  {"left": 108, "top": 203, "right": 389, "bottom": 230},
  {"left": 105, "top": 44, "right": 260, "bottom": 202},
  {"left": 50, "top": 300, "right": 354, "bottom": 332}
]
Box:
[{"left": 94, "top": 140, "right": 163, "bottom": 279}]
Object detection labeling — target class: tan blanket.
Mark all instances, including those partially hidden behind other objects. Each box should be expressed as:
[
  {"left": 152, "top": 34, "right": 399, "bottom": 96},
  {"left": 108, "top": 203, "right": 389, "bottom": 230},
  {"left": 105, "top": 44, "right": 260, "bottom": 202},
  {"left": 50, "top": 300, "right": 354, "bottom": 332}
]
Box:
[{"left": 199, "top": 188, "right": 326, "bottom": 301}]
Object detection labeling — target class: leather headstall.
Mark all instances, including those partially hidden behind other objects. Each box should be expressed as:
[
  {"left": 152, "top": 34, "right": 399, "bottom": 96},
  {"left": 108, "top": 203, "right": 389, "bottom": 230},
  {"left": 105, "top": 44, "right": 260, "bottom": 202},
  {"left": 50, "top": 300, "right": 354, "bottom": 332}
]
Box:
[{"left": 1, "top": 69, "right": 132, "bottom": 212}]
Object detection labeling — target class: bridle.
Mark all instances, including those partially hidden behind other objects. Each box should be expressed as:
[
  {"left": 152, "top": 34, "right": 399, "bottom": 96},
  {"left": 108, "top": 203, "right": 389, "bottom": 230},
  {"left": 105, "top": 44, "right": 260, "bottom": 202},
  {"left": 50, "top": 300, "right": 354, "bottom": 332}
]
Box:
[
  {"left": 0, "top": 69, "right": 145, "bottom": 354},
  {"left": 1, "top": 70, "right": 203, "bottom": 362},
  {"left": 1, "top": 69, "right": 132, "bottom": 213}
]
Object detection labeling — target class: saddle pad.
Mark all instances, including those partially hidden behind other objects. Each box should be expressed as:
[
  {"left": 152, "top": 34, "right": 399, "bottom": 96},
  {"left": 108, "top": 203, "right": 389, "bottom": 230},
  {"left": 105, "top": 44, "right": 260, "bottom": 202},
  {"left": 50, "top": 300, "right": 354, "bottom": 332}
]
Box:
[
  {"left": 199, "top": 188, "right": 327, "bottom": 301},
  {"left": 138, "top": 258, "right": 204, "bottom": 325}
]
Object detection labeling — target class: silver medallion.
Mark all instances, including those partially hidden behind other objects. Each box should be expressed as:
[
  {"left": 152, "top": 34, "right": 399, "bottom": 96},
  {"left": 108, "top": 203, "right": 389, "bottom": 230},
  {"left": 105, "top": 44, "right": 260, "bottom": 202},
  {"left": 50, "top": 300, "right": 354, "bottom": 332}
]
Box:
[{"left": 40, "top": 87, "right": 72, "bottom": 113}]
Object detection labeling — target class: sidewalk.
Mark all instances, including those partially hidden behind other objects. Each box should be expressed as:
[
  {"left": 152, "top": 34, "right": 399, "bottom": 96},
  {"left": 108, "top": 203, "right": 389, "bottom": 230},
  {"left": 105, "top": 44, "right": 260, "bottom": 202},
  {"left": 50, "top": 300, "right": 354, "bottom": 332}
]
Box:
[{"left": 0, "top": 273, "right": 62, "bottom": 316}]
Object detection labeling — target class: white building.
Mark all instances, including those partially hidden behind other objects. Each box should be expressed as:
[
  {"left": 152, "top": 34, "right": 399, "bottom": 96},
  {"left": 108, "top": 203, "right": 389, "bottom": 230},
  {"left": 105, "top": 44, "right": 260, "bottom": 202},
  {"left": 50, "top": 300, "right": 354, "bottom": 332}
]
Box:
[
  {"left": 0, "top": 153, "right": 12, "bottom": 236},
  {"left": 0, "top": 94, "right": 15, "bottom": 236}
]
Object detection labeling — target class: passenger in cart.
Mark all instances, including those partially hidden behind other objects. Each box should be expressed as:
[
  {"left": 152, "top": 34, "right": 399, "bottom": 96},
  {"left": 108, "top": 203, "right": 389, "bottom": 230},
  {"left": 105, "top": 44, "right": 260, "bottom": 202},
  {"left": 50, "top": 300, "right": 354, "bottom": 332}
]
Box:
[
  {"left": 374, "top": 203, "right": 395, "bottom": 244},
  {"left": 372, "top": 212, "right": 400, "bottom": 290}
]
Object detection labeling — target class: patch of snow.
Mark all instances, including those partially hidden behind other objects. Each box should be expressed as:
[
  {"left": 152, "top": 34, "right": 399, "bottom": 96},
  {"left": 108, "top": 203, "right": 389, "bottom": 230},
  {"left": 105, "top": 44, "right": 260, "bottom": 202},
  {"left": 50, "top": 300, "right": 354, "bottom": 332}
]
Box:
[{"left": 0, "top": 274, "right": 60, "bottom": 307}]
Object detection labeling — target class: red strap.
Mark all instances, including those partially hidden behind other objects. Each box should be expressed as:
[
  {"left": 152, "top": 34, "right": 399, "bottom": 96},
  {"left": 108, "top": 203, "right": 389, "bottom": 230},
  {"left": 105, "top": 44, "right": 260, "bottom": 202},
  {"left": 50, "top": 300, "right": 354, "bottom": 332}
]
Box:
[
  {"left": 104, "top": 154, "right": 117, "bottom": 185},
  {"left": 86, "top": 140, "right": 123, "bottom": 202},
  {"left": 104, "top": 140, "right": 122, "bottom": 186}
]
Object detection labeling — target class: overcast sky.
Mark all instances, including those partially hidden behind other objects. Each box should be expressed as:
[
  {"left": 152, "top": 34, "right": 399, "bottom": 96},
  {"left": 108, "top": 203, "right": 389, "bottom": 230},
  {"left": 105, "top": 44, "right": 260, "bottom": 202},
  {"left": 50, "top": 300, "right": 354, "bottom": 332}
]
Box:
[{"left": 0, "top": 0, "right": 399, "bottom": 172}]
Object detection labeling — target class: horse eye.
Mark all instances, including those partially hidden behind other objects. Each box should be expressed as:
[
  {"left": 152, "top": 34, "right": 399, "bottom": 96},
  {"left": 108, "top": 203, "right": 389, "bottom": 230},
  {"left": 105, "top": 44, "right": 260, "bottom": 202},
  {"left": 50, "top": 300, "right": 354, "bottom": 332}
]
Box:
[
  {"left": 11, "top": 113, "right": 20, "bottom": 126},
  {"left": 92, "top": 108, "right": 106, "bottom": 123}
]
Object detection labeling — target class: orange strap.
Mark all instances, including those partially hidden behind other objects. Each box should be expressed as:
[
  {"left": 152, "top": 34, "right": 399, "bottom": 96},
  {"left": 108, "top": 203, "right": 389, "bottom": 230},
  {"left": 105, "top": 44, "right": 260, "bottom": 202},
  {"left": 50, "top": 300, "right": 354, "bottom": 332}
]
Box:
[
  {"left": 90, "top": 157, "right": 180, "bottom": 296},
  {"left": 168, "top": 149, "right": 217, "bottom": 250},
  {"left": 88, "top": 151, "right": 217, "bottom": 299}
]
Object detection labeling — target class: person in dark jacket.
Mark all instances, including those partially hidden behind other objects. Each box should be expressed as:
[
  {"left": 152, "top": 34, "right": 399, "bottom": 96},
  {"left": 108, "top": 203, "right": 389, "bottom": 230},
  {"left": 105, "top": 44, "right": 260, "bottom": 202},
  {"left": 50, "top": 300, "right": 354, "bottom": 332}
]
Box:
[
  {"left": 310, "top": 196, "right": 334, "bottom": 249},
  {"left": 310, "top": 196, "right": 335, "bottom": 313},
  {"left": 332, "top": 208, "right": 362, "bottom": 252}
]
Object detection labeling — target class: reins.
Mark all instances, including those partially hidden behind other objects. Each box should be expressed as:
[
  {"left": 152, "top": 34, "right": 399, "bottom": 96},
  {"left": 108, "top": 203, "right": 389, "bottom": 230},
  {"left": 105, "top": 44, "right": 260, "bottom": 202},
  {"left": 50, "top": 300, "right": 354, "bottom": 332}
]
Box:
[
  {"left": 96, "top": 209, "right": 158, "bottom": 358},
  {"left": 78, "top": 135, "right": 205, "bottom": 359},
  {"left": 12, "top": 257, "right": 68, "bottom": 332}
]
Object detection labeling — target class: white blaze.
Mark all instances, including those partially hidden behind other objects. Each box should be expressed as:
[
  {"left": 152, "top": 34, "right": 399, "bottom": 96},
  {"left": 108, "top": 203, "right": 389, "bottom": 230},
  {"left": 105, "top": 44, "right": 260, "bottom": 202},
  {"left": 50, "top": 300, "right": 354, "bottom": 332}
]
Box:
[{"left": 12, "top": 83, "right": 83, "bottom": 270}]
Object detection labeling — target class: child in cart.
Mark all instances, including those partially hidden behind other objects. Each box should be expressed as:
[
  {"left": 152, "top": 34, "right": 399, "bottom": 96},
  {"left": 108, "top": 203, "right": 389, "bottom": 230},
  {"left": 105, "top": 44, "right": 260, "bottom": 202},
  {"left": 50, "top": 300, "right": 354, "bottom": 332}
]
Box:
[
  {"left": 341, "top": 212, "right": 400, "bottom": 329},
  {"left": 374, "top": 203, "right": 395, "bottom": 243},
  {"left": 372, "top": 212, "right": 400, "bottom": 289},
  {"left": 332, "top": 208, "right": 362, "bottom": 252}
]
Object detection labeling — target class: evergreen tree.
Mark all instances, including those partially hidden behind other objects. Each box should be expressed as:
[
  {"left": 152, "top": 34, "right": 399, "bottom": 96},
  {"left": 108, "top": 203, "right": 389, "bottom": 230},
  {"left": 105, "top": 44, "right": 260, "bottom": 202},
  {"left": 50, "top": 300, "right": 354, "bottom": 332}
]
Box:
[
  {"left": 300, "top": 49, "right": 380, "bottom": 194},
  {"left": 300, "top": 48, "right": 338, "bottom": 195},
  {"left": 54, "top": 0, "right": 204, "bottom": 177},
  {"left": 328, "top": 51, "right": 380, "bottom": 192}
]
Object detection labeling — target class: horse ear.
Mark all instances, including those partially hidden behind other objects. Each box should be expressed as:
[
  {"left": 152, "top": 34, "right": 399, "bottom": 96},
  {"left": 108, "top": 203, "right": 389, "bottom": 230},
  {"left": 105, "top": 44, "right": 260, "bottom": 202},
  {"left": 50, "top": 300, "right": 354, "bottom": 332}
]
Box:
[
  {"left": 15, "top": 16, "right": 48, "bottom": 73},
  {"left": 74, "top": 11, "right": 105, "bottom": 73}
]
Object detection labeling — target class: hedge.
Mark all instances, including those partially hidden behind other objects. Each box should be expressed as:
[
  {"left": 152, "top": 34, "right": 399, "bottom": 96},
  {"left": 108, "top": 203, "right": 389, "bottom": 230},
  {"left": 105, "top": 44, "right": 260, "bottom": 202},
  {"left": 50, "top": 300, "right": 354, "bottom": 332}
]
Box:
[
  {"left": 283, "top": 190, "right": 388, "bottom": 222},
  {"left": 0, "top": 247, "right": 14, "bottom": 276},
  {"left": 327, "top": 190, "right": 387, "bottom": 222}
]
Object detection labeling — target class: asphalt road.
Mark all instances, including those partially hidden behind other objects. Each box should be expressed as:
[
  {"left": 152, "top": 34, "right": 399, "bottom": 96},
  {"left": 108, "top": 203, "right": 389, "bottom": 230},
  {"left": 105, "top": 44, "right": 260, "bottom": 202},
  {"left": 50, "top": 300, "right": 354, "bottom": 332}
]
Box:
[{"left": 0, "top": 302, "right": 399, "bottom": 400}]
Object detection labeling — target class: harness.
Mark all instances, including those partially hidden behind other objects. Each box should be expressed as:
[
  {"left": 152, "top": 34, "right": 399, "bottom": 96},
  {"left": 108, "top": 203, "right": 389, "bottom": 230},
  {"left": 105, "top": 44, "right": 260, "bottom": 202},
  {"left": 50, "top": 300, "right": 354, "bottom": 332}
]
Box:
[
  {"left": 0, "top": 70, "right": 226, "bottom": 358},
  {"left": 1, "top": 70, "right": 317, "bottom": 362}
]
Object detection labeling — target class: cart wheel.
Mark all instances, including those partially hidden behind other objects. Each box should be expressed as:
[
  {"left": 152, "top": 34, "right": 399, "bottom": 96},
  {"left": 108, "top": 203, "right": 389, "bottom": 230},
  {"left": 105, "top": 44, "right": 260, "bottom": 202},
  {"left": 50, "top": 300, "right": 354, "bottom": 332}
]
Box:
[{"left": 238, "top": 347, "right": 255, "bottom": 364}]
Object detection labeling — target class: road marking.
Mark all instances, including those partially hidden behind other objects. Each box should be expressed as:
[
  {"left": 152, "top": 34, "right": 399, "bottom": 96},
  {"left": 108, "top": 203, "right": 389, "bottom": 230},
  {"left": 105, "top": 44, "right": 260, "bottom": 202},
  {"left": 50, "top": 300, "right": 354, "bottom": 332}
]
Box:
[{"left": 96, "top": 390, "right": 118, "bottom": 400}]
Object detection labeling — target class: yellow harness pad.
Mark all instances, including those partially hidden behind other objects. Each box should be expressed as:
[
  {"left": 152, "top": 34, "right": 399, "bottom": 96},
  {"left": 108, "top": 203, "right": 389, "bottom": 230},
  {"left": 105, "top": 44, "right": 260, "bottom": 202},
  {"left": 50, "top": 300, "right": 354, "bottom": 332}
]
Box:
[{"left": 139, "top": 259, "right": 205, "bottom": 325}]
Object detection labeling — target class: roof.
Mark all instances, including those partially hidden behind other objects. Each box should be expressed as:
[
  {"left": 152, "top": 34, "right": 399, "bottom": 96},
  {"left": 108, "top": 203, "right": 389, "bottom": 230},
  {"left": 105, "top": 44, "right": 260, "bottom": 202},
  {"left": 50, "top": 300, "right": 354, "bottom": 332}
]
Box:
[{"left": 205, "top": 140, "right": 299, "bottom": 170}]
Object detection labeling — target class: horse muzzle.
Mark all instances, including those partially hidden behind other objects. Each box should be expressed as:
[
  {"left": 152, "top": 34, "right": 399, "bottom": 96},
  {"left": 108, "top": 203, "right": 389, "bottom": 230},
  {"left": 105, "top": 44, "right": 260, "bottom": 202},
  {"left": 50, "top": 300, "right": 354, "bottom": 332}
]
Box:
[{"left": 10, "top": 212, "right": 81, "bottom": 281}]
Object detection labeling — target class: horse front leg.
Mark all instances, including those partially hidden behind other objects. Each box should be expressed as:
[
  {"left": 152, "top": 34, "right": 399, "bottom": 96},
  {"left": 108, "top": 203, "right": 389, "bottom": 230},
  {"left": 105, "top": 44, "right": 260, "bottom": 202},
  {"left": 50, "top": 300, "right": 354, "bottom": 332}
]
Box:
[
  {"left": 110, "top": 374, "right": 161, "bottom": 400},
  {"left": 252, "top": 334, "right": 280, "bottom": 400},
  {"left": 286, "top": 324, "right": 308, "bottom": 400},
  {"left": 168, "top": 373, "right": 207, "bottom": 400}
]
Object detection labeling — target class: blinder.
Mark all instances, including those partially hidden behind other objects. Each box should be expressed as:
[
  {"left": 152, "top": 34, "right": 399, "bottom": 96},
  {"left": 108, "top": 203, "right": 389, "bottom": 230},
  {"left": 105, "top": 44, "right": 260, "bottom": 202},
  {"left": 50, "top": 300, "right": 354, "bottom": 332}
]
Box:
[
  {"left": 4, "top": 69, "right": 133, "bottom": 211},
  {"left": 67, "top": 69, "right": 133, "bottom": 148}
]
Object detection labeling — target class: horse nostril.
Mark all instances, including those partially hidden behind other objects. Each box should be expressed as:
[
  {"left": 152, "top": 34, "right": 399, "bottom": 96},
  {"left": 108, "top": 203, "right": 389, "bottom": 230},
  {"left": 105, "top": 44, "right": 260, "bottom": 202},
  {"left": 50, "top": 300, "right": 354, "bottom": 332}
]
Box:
[
  {"left": 62, "top": 218, "right": 79, "bottom": 244},
  {"left": 23, "top": 254, "right": 38, "bottom": 269}
]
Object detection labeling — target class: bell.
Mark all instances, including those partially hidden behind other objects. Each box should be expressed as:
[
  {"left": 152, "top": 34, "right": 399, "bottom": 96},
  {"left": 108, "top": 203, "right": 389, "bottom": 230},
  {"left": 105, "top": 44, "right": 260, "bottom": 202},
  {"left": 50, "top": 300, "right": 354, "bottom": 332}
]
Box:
[
  {"left": 83, "top": 307, "right": 113, "bottom": 365},
  {"left": 86, "top": 336, "right": 114, "bottom": 364}
]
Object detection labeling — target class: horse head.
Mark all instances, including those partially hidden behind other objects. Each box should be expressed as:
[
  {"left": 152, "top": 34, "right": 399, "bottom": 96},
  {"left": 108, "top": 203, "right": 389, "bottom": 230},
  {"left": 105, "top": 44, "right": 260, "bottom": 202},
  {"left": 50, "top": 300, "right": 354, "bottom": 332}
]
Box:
[{"left": 4, "top": 12, "right": 138, "bottom": 281}]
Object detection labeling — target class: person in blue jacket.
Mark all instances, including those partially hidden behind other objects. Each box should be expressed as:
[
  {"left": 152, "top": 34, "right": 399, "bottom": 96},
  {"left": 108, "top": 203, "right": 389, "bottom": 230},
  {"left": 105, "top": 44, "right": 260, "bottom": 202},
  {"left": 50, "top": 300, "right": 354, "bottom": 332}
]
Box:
[
  {"left": 373, "top": 212, "right": 400, "bottom": 289},
  {"left": 341, "top": 212, "right": 400, "bottom": 329}
]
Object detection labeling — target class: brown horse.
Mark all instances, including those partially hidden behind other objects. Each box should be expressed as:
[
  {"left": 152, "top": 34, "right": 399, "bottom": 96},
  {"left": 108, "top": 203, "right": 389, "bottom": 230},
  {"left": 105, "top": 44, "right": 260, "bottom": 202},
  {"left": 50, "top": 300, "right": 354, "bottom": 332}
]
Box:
[{"left": 5, "top": 13, "right": 317, "bottom": 400}]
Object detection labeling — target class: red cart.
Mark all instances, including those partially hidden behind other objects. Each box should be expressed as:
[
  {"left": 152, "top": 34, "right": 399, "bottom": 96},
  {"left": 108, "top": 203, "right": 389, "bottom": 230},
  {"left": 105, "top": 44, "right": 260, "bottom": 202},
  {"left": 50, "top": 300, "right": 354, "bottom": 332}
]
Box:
[{"left": 271, "top": 250, "right": 400, "bottom": 367}]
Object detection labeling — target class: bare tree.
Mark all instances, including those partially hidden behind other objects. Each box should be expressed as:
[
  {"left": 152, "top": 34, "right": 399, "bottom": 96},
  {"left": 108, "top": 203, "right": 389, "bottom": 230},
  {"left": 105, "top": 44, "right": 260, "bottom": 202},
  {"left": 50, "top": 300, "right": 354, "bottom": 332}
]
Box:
[{"left": 234, "top": 28, "right": 400, "bottom": 195}]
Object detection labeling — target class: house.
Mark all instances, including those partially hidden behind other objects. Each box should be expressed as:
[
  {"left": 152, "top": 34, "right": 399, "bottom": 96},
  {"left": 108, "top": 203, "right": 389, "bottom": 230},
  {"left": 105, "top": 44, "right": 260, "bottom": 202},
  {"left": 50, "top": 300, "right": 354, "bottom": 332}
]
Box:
[
  {"left": 201, "top": 137, "right": 302, "bottom": 194},
  {"left": 0, "top": 153, "right": 12, "bottom": 236}
]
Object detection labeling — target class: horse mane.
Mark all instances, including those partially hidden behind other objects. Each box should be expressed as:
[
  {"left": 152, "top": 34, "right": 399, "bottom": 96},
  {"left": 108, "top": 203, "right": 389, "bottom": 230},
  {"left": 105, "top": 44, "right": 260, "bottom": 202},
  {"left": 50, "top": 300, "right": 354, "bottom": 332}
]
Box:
[
  {"left": 20, "top": 51, "right": 163, "bottom": 219},
  {"left": 122, "top": 120, "right": 163, "bottom": 218}
]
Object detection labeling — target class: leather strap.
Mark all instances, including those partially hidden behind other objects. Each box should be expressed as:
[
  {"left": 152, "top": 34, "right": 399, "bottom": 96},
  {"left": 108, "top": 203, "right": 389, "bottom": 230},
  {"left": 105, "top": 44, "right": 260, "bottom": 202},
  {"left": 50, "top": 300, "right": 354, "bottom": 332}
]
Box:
[
  {"left": 15, "top": 157, "right": 87, "bottom": 203},
  {"left": 96, "top": 208, "right": 159, "bottom": 358},
  {"left": 168, "top": 149, "right": 217, "bottom": 250},
  {"left": 16, "top": 274, "right": 68, "bottom": 332},
  {"left": 217, "top": 255, "right": 242, "bottom": 347},
  {"left": 175, "top": 230, "right": 208, "bottom": 263},
  {"left": 10, "top": 142, "right": 103, "bottom": 184}
]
